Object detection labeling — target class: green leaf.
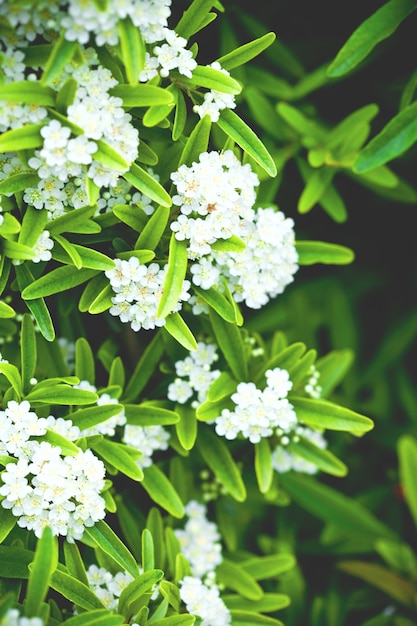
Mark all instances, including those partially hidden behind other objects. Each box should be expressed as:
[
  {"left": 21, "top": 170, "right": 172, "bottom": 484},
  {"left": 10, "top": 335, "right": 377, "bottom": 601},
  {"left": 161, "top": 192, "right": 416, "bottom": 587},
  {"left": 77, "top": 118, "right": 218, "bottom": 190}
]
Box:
[
  {"left": 21, "top": 314, "right": 37, "bottom": 393},
  {"left": 207, "top": 371, "right": 237, "bottom": 402},
  {"left": 142, "top": 465, "right": 185, "bottom": 518},
  {"left": 327, "top": 0, "right": 417, "bottom": 78},
  {"left": 175, "top": 0, "right": 215, "bottom": 39},
  {"left": 64, "top": 541, "right": 89, "bottom": 587},
  {"left": 117, "top": 16, "right": 145, "bottom": 84},
  {"left": 142, "top": 528, "right": 155, "bottom": 571},
  {"left": 118, "top": 569, "right": 164, "bottom": 618},
  {"left": 173, "top": 88, "right": 187, "bottom": 141},
  {"left": 178, "top": 114, "right": 211, "bottom": 168},
  {"left": 112, "top": 203, "right": 147, "bottom": 232},
  {"left": 75, "top": 337, "right": 95, "bottom": 384},
  {"left": 25, "top": 526, "right": 58, "bottom": 617},
  {"left": 61, "top": 610, "right": 124, "bottom": 626},
  {"left": 0, "top": 508, "right": 17, "bottom": 543},
  {"left": 2, "top": 240, "right": 35, "bottom": 261},
  {"left": 25, "top": 384, "right": 97, "bottom": 405},
  {"left": 0, "top": 123, "right": 43, "bottom": 152},
  {"left": 123, "top": 331, "right": 165, "bottom": 402},
  {"left": 93, "top": 139, "right": 129, "bottom": 172},
  {"left": 41, "top": 35, "right": 78, "bottom": 85},
  {"left": 210, "top": 234, "right": 246, "bottom": 253},
  {"left": 291, "top": 397, "right": 374, "bottom": 434},
  {"left": 186, "top": 65, "right": 242, "bottom": 94},
  {"left": 254, "top": 438, "right": 273, "bottom": 494},
  {"left": 53, "top": 235, "right": 83, "bottom": 269},
  {"left": 157, "top": 235, "right": 188, "bottom": 318},
  {"left": 135, "top": 205, "right": 170, "bottom": 251},
  {"left": 56, "top": 76, "right": 78, "bottom": 113},
  {"left": 354, "top": 101, "right": 417, "bottom": 172},
  {"left": 326, "top": 104, "right": 380, "bottom": 150},
  {"left": 0, "top": 81, "right": 55, "bottom": 105},
  {"left": 298, "top": 168, "right": 334, "bottom": 213},
  {"left": 216, "top": 559, "right": 263, "bottom": 600},
  {"left": 111, "top": 84, "right": 174, "bottom": 107},
  {"left": 209, "top": 308, "right": 247, "bottom": 380},
  {"left": 241, "top": 554, "right": 296, "bottom": 579},
  {"left": 276, "top": 103, "right": 326, "bottom": 143},
  {"left": 0, "top": 171, "right": 39, "bottom": 194},
  {"left": 193, "top": 285, "right": 236, "bottom": 323},
  {"left": 287, "top": 437, "right": 348, "bottom": 477},
  {"left": 280, "top": 473, "right": 397, "bottom": 541},
  {"left": 48, "top": 205, "right": 98, "bottom": 236},
  {"left": 142, "top": 84, "right": 176, "bottom": 127},
  {"left": 124, "top": 163, "right": 172, "bottom": 207},
  {"left": 164, "top": 313, "right": 198, "bottom": 352},
  {"left": 216, "top": 32, "right": 276, "bottom": 70},
  {"left": 217, "top": 109, "right": 276, "bottom": 177},
  {"left": 37, "top": 429, "right": 80, "bottom": 456},
  {"left": 175, "top": 404, "right": 197, "bottom": 451},
  {"left": 337, "top": 560, "right": 417, "bottom": 607},
  {"left": 229, "top": 611, "right": 283, "bottom": 626},
  {"left": 92, "top": 439, "right": 143, "bottom": 481},
  {"left": 222, "top": 594, "right": 290, "bottom": 612},
  {"left": 84, "top": 520, "right": 140, "bottom": 578},
  {"left": 70, "top": 404, "right": 125, "bottom": 430},
  {"left": 0, "top": 362, "right": 22, "bottom": 396},
  {"left": 315, "top": 349, "right": 354, "bottom": 398},
  {"left": 21, "top": 266, "right": 98, "bottom": 300},
  {"left": 50, "top": 569, "right": 105, "bottom": 611},
  {"left": 150, "top": 617, "right": 196, "bottom": 626},
  {"left": 295, "top": 241, "right": 354, "bottom": 265},
  {"left": 398, "top": 435, "right": 417, "bottom": 527},
  {"left": 197, "top": 425, "right": 246, "bottom": 502},
  {"left": 0, "top": 300, "right": 15, "bottom": 318},
  {"left": 15, "top": 264, "right": 55, "bottom": 341},
  {"left": 19, "top": 205, "right": 49, "bottom": 248}
]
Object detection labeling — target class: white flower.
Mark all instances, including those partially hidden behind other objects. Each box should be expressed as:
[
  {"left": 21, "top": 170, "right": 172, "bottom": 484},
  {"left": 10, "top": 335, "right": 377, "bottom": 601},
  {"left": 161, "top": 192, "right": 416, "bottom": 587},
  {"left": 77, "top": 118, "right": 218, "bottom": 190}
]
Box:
[
  {"left": 179, "top": 576, "right": 231, "bottom": 626},
  {"left": 32, "top": 230, "right": 54, "bottom": 263}
]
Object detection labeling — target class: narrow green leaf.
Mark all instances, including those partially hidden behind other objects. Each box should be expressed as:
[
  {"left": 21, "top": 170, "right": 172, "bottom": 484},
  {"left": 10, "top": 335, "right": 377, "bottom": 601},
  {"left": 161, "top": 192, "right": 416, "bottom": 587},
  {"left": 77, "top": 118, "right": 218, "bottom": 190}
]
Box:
[
  {"left": 216, "top": 559, "right": 263, "bottom": 600},
  {"left": 124, "top": 163, "right": 172, "bottom": 207},
  {"left": 123, "top": 331, "right": 165, "bottom": 402},
  {"left": 56, "top": 77, "right": 78, "bottom": 113},
  {"left": 315, "top": 349, "right": 354, "bottom": 398},
  {"left": 197, "top": 426, "right": 246, "bottom": 502},
  {"left": 64, "top": 541, "right": 89, "bottom": 587},
  {"left": 222, "top": 593, "right": 290, "bottom": 612},
  {"left": 209, "top": 308, "right": 247, "bottom": 380},
  {"left": 15, "top": 264, "right": 55, "bottom": 341},
  {"left": 216, "top": 33, "right": 276, "bottom": 71},
  {"left": 25, "top": 384, "right": 97, "bottom": 405},
  {"left": 3, "top": 240, "right": 35, "bottom": 261},
  {"left": 92, "top": 439, "right": 143, "bottom": 481},
  {"left": 118, "top": 569, "right": 164, "bottom": 618},
  {"left": 172, "top": 88, "right": 187, "bottom": 141},
  {"left": 0, "top": 362, "right": 22, "bottom": 396},
  {"left": 21, "top": 314, "right": 37, "bottom": 393},
  {"left": 111, "top": 84, "right": 174, "bottom": 107},
  {"left": 150, "top": 617, "right": 196, "bottom": 626},
  {"left": 354, "top": 101, "right": 417, "bottom": 172},
  {"left": 254, "top": 438, "right": 273, "bottom": 494},
  {"left": 124, "top": 404, "right": 180, "bottom": 426},
  {"left": 327, "top": 0, "right": 417, "bottom": 78},
  {"left": 295, "top": 241, "right": 354, "bottom": 265},
  {"left": 0, "top": 508, "right": 17, "bottom": 543},
  {"left": 287, "top": 437, "right": 348, "bottom": 477},
  {"left": 229, "top": 610, "right": 283, "bottom": 625},
  {"left": 48, "top": 205, "right": 98, "bottom": 236},
  {"left": 54, "top": 234, "right": 83, "bottom": 269},
  {"left": 241, "top": 554, "right": 296, "bottom": 579},
  {"left": 84, "top": 520, "right": 140, "bottom": 578},
  {"left": 183, "top": 65, "right": 242, "bottom": 94},
  {"left": 19, "top": 205, "right": 49, "bottom": 248},
  {"left": 41, "top": 35, "right": 78, "bottom": 85},
  {"left": 25, "top": 526, "right": 58, "bottom": 617},
  {"left": 164, "top": 313, "right": 198, "bottom": 352},
  {"left": 142, "top": 465, "right": 185, "bottom": 518},
  {"left": 21, "top": 266, "right": 98, "bottom": 300},
  {"left": 337, "top": 560, "right": 417, "bottom": 607},
  {"left": 277, "top": 103, "right": 326, "bottom": 143},
  {"left": 193, "top": 285, "right": 236, "bottom": 323},
  {"left": 112, "top": 203, "right": 147, "bottom": 232},
  {"left": 75, "top": 337, "right": 95, "bottom": 384},
  {"left": 51, "top": 569, "right": 105, "bottom": 611},
  {"left": 158, "top": 235, "right": 188, "bottom": 318},
  {"left": 298, "top": 168, "right": 334, "bottom": 213},
  {"left": 37, "top": 429, "right": 80, "bottom": 456},
  {"left": 207, "top": 371, "right": 237, "bottom": 402},
  {"left": 0, "top": 171, "right": 39, "bottom": 194},
  {"left": 61, "top": 610, "right": 124, "bottom": 626},
  {"left": 0, "top": 81, "right": 55, "bottom": 105},
  {"left": 280, "top": 473, "right": 397, "bottom": 541},
  {"left": 175, "top": 404, "right": 197, "bottom": 451},
  {"left": 0, "top": 301, "right": 15, "bottom": 318},
  {"left": 178, "top": 114, "right": 211, "bottom": 168},
  {"left": 118, "top": 16, "right": 145, "bottom": 85},
  {"left": 70, "top": 404, "right": 124, "bottom": 431},
  {"left": 93, "top": 139, "right": 129, "bottom": 171},
  {"left": 142, "top": 528, "right": 155, "bottom": 571},
  {"left": 398, "top": 435, "right": 417, "bottom": 527},
  {"left": 291, "top": 397, "right": 374, "bottom": 434},
  {"left": 135, "top": 205, "right": 170, "bottom": 251},
  {"left": 175, "top": 0, "right": 214, "bottom": 39},
  {"left": 0, "top": 123, "right": 43, "bottom": 153}
]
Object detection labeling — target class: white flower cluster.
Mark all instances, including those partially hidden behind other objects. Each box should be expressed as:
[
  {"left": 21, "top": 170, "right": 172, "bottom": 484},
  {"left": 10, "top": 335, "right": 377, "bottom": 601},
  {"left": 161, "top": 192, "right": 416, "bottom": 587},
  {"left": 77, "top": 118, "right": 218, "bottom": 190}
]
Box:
[
  {"left": 174, "top": 500, "right": 223, "bottom": 578},
  {"left": 214, "top": 368, "right": 297, "bottom": 444},
  {"left": 304, "top": 365, "right": 322, "bottom": 399},
  {"left": 167, "top": 341, "right": 220, "bottom": 407},
  {"left": 179, "top": 576, "right": 231, "bottom": 626},
  {"left": 193, "top": 62, "right": 237, "bottom": 123},
  {"left": 170, "top": 150, "right": 259, "bottom": 259},
  {"left": 140, "top": 27, "right": 197, "bottom": 80},
  {"left": 271, "top": 426, "right": 327, "bottom": 475},
  {"left": 32, "top": 230, "right": 54, "bottom": 263},
  {"left": 105, "top": 256, "right": 191, "bottom": 332},
  {"left": 86, "top": 564, "right": 133, "bottom": 610},
  {"left": 0, "top": 608, "right": 43, "bottom": 626},
  {"left": 0, "top": 400, "right": 106, "bottom": 540},
  {"left": 122, "top": 424, "right": 170, "bottom": 469},
  {"left": 74, "top": 381, "right": 127, "bottom": 437}
]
